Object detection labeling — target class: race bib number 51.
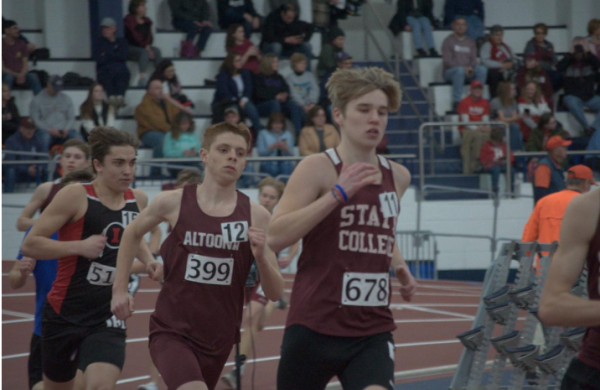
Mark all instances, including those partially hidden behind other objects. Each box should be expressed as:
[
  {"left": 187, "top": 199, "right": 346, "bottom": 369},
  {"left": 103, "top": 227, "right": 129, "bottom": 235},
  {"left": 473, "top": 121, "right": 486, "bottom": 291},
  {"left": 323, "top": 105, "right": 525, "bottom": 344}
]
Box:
[
  {"left": 185, "top": 254, "right": 233, "bottom": 285},
  {"left": 87, "top": 262, "right": 116, "bottom": 286},
  {"left": 342, "top": 272, "right": 389, "bottom": 307}
]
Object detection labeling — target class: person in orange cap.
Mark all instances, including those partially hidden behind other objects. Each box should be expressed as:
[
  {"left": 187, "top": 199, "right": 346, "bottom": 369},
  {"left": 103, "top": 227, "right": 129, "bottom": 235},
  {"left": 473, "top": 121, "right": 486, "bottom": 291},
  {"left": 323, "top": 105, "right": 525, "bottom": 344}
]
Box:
[{"left": 533, "top": 135, "right": 572, "bottom": 204}]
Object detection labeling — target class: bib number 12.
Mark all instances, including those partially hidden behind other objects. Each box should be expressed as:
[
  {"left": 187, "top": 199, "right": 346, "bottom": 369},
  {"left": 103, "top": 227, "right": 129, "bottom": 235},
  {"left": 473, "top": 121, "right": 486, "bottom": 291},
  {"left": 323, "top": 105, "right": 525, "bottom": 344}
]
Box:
[{"left": 342, "top": 272, "right": 389, "bottom": 307}]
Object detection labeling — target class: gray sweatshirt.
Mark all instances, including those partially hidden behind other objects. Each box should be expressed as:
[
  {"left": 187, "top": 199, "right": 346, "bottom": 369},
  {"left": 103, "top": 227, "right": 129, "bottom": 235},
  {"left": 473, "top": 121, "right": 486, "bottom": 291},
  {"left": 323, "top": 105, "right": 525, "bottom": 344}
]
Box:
[
  {"left": 286, "top": 71, "right": 319, "bottom": 106},
  {"left": 30, "top": 90, "right": 75, "bottom": 131},
  {"left": 442, "top": 34, "right": 478, "bottom": 71}
]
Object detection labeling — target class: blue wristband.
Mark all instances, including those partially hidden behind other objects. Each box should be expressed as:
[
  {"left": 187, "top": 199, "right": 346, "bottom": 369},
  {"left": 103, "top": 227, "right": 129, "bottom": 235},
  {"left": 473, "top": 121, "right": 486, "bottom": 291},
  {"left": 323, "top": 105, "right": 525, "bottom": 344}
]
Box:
[{"left": 334, "top": 184, "right": 348, "bottom": 203}]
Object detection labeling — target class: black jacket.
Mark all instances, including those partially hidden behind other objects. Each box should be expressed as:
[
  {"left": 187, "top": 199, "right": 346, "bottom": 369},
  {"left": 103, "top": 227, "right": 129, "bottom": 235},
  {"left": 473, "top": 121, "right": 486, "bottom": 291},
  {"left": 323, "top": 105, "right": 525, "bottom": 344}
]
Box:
[
  {"left": 388, "top": 0, "right": 434, "bottom": 36},
  {"left": 217, "top": 0, "right": 259, "bottom": 29},
  {"left": 2, "top": 97, "right": 20, "bottom": 144},
  {"left": 253, "top": 72, "right": 290, "bottom": 103},
  {"left": 261, "top": 8, "right": 314, "bottom": 47},
  {"left": 557, "top": 52, "right": 600, "bottom": 102}
]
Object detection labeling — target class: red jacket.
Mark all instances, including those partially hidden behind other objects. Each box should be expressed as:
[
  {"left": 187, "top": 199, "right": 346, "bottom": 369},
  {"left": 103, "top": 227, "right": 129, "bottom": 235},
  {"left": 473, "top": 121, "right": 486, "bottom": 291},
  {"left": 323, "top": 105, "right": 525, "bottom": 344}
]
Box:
[{"left": 479, "top": 140, "right": 514, "bottom": 169}]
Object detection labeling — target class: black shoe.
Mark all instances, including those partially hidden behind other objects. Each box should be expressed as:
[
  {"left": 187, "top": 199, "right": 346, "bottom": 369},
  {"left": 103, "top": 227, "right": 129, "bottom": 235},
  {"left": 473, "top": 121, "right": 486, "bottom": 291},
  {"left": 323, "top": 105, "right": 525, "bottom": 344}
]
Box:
[
  {"left": 416, "top": 49, "right": 428, "bottom": 58},
  {"left": 429, "top": 48, "right": 439, "bottom": 57}
]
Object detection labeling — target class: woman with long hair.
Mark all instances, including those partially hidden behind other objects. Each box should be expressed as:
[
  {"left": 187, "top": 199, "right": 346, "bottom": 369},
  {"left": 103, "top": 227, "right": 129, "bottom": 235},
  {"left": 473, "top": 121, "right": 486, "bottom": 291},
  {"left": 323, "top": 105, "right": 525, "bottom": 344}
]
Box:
[
  {"left": 225, "top": 24, "right": 261, "bottom": 74},
  {"left": 79, "top": 83, "right": 116, "bottom": 140},
  {"left": 518, "top": 81, "right": 551, "bottom": 142},
  {"left": 149, "top": 59, "right": 193, "bottom": 113},
  {"left": 489, "top": 81, "right": 524, "bottom": 153},
  {"left": 257, "top": 112, "right": 295, "bottom": 178},
  {"left": 299, "top": 105, "right": 340, "bottom": 156},
  {"left": 515, "top": 54, "right": 554, "bottom": 108},
  {"left": 124, "top": 0, "right": 162, "bottom": 86}
]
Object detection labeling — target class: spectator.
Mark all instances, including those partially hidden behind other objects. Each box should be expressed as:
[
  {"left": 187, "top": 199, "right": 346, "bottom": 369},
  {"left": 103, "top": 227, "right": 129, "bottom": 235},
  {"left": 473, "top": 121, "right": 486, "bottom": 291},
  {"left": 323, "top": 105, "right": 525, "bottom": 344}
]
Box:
[
  {"left": 585, "top": 127, "right": 600, "bottom": 171},
  {"left": 224, "top": 105, "right": 242, "bottom": 126},
  {"left": 443, "top": 0, "right": 484, "bottom": 41},
  {"left": 388, "top": 0, "right": 437, "bottom": 58},
  {"left": 269, "top": 0, "right": 300, "bottom": 14},
  {"left": 95, "top": 17, "right": 130, "bottom": 108},
  {"left": 585, "top": 19, "right": 600, "bottom": 59},
  {"left": 557, "top": 37, "right": 600, "bottom": 137},
  {"left": 163, "top": 112, "right": 200, "bottom": 176},
  {"left": 220, "top": 105, "right": 257, "bottom": 187},
  {"left": 3, "top": 83, "right": 20, "bottom": 144},
  {"left": 313, "top": 0, "right": 346, "bottom": 30},
  {"left": 134, "top": 79, "right": 181, "bottom": 175},
  {"left": 319, "top": 51, "right": 353, "bottom": 115},
  {"left": 490, "top": 81, "right": 524, "bottom": 154},
  {"left": 168, "top": 0, "right": 214, "bottom": 58},
  {"left": 2, "top": 19, "right": 42, "bottom": 95},
  {"left": 79, "top": 83, "right": 116, "bottom": 140},
  {"left": 316, "top": 27, "right": 345, "bottom": 79},
  {"left": 257, "top": 112, "right": 295, "bottom": 177},
  {"left": 30, "top": 75, "right": 82, "bottom": 149},
  {"left": 299, "top": 105, "right": 340, "bottom": 155},
  {"left": 150, "top": 60, "right": 194, "bottom": 113},
  {"left": 526, "top": 113, "right": 569, "bottom": 152},
  {"left": 533, "top": 135, "right": 571, "bottom": 204},
  {"left": 442, "top": 17, "right": 487, "bottom": 110},
  {"left": 479, "top": 127, "right": 515, "bottom": 193},
  {"left": 517, "top": 81, "right": 551, "bottom": 142},
  {"left": 217, "top": 0, "right": 261, "bottom": 38},
  {"left": 516, "top": 54, "right": 554, "bottom": 109},
  {"left": 124, "top": 0, "right": 163, "bottom": 86},
  {"left": 3, "top": 119, "right": 49, "bottom": 193},
  {"left": 226, "top": 24, "right": 261, "bottom": 74},
  {"left": 2, "top": 17, "right": 36, "bottom": 53},
  {"left": 481, "top": 25, "right": 519, "bottom": 99},
  {"left": 254, "top": 54, "right": 305, "bottom": 134},
  {"left": 286, "top": 53, "right": 319, "bottom": 114},
  {"left": 523, "top": 23, "right": 560, "bottom": 90},
  {"left": 261, "top": 3, "right": 315, "bottom": 67},
  {"left": 458, "top": 80, "right": 490, "bottom": 174}
]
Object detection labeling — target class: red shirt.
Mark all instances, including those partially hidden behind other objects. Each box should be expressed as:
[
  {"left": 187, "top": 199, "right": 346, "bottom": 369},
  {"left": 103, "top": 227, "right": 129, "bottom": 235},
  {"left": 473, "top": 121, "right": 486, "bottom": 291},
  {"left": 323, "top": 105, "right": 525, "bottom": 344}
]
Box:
[
  {"left": 229, "top": 39, "right": 260, "bottom": 74},
  {"left": 2, "top": 38, "right": 28, "bottom": 73},
  {"left": 478, "top": 141, "right": 514, "bottom": 169},
  {"left": 458, "top": 95, "right": 490, "bottom": 133}
]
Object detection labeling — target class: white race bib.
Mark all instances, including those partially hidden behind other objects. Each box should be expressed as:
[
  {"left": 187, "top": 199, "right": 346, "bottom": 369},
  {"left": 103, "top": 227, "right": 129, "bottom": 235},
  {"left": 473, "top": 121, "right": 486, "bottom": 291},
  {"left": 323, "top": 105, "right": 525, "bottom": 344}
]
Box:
[
  {"left": 342, "top": 272, "right": 389, "bottom": 307},
  {"left": 379, "top": 192, "right": 399, "bottom": 219},
  {"left": 105, "top": 314, "right": 126, "bottom": 330},
  {"left": 221, "top": 221, "right": 249, "bottom": 243},
  {"left": 185, "top": 254, "right": 233, "bottom": 285},
  {"left": 87, "top": 262, "right": 116, "bottom": 286}
]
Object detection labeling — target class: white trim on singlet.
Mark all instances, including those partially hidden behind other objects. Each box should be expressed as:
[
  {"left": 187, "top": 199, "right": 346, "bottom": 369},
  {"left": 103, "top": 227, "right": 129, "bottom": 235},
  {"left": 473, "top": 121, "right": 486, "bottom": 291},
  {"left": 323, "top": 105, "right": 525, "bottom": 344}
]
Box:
[
  {"left": 378, "top": 155, "right": 391, "bottom": 170},
  {"left": 87, "top": 194, "right": 101, "bottom": 202},
  {"left": 325, "top": 148, "right": 340, "bottom": 165}
]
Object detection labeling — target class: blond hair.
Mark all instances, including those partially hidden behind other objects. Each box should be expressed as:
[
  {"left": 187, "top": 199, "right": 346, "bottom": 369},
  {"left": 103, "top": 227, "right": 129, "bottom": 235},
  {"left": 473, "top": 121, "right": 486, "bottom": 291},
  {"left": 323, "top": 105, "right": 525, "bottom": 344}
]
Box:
[
  {"left": 258, "top": 176, "right": 285, "bottom": 198},
  {"left": 201, "top": 122, "right": 251, "bottom": 152},
  {"left": 326, "top": 67, "right": 401, "bottom": 113},
  {"left": 290, "top": 52, "right": 307, "bottom": 67}
]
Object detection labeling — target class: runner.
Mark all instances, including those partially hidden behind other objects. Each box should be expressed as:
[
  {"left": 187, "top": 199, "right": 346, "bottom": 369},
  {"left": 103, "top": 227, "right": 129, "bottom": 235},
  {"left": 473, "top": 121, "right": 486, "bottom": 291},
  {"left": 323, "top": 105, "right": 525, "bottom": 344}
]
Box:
[
  {"left": 21, "top": 127, "right": 163, "bottom": 390},
  {"left": 539, "top": 188, "right": 600, "bottom": 389},
  {"left": 111, "top": 122, "right": 283, "bottom": 390},
  {"left": 268, "top": 67, "right": 418, "bottom": 390}
]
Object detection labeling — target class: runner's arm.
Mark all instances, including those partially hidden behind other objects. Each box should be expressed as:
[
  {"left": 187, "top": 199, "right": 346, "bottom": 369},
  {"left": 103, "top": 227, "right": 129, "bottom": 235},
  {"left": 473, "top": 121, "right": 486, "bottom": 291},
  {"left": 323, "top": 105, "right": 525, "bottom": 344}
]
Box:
[
  {"left": 8, "top": 260, "right": 28, "bottom": 289},
  {"left": 132, "top": 189, "right": 163, "bottom": 278},
  {"left": 252, "top": 203, "right": 284, "bottom": 301},
  {"left": 16, "top": 182, "right": 51, "bottom": 231}
]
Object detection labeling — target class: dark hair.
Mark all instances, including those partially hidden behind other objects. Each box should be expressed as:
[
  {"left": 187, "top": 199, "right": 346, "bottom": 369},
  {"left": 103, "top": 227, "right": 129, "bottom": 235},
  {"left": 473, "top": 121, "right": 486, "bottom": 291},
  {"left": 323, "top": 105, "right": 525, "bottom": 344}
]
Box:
[
  {"left": 2, "top": 19, "right": 16, "bottom": 33},
  {"left": 79, "top": 83, "right": 105, "bottom": 120},
  {"left": 533, "top": 23, "right": 548, "bottom": 34},
  {"left": 226, "top": 24, "right": 244, "bottom": 51},
  {"left": 588, "top": 19, "right": 600, "bottom": 36},
  {"left": 306, "top": 105, "right": 326, "bottom": 127},
  {"left": 176, "top": 168, "right": 202, "bottom": 187},
  {"left": 267, "top": 112, "right": 286, "bottom": 130},
  {"left": 88, "top": 127, "right": 140, "bottom": 173},
  {"left": 490, "top": 127, "right": 504, "bottom": 142},
  {"left": 150, "top": 59, "right": 178, "bottom": 85},
  {"left": 128, "top": 0, "right": 146, "bottom": 15},
  {"left": 281, "top": 3, "right": 297, "bottom": 15},
  {"left": 60, "top": 169, "right": 95, "bottom": 188},
  {"left": 537, "top": 113, "right": 555, "bottom": 129},
  {"left": 221, "top": 52, "right": 241, "bottom": 76},
  {"left": 63, "top": 138, "right": 91, "bottom": 160},
  {"left": 171, "top": 112, "right": 195, "bottom": 140}
]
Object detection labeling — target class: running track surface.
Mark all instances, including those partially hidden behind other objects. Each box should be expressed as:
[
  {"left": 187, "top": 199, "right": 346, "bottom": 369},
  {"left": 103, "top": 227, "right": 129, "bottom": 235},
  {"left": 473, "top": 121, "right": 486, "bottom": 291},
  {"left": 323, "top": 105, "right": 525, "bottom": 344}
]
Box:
[{"left": 2, "top": 260, "right": 520, "bottom": 390}]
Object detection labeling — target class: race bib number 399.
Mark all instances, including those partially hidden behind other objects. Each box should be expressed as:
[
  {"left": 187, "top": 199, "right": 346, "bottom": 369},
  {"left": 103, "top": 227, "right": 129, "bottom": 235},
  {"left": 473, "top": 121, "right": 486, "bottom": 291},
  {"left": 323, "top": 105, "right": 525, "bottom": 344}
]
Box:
[
  {"left": 87, "top": 262, "right": 116, "bottom": 286},
  {"left": 185, "top": 254, "right": 233, "bottom": 285},
  {"left": 342, "top": 272, "right": 389, "bottom": 307}
]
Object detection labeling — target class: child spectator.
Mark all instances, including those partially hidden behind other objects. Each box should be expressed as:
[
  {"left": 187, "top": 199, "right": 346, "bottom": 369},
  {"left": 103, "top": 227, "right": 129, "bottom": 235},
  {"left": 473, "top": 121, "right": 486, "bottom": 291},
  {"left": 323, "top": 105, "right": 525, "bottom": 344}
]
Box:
[
  {"left": 515, "top": 54, "right": 554, "bottom": 109},
  {"left": 388, "top": 0, "right": 437, "bottom": 58},
  {"left": 3, "top": 83, "right": 20, "bottom": 144},
  {"left": 163, "top": 112, "right": 200, "bottom": 176},
  {"left": 443, "top": 0, "right": 484, "bottom": 41},
  {"left": 299, "top": 105, "right": 340, "bottom": 155},
  {"left": 286, "top": 53, "right": 319, "bottom": 114},
  {"left": 168, "top": 0, "right": 213, "bottom": 57},
  {"left": 257, "top": 112, "right": 295, "bottom": 178},
  {"left": 217, "top": 0, "right": 261, "bottom": 38},
  {"left": 458, "top": 80, "right": 490, "bottom": 174},
  {"left": 479, "top": 127, "right": 515, "bottom": 193},
  {"left": 150, "top": 60, "right": 194, "bottom": 113},
  {"left": 2, "top": 19, "right": 42, "bottom": 95},
  {"left": 526, "top": 113, "right": 570, "bottom": 152},
  {"left": 523, "top": 23, "right": 560, "bottom": 90},
  {"left": 316, "top": 27, "right": 345, "bottom": 79},
  {"left": 226, "top": 24, "right": 261, "bottom": 74},
  {"left": 95, "top": 18, "right": 130, "bottom": 108},
  {"left": 489, "top": 81, "right": 523, "bottom": 153},
  {"left": 79, "top": 83, "right": 116, "bottom": 140},
  {"left": 481, "top": 25, "right": 519, "bottom": 98},
  {"left": 518, "top": 81, "right": 551, "bottom": 142},
  {"left": 124, "top": 0, "right": 163, "bottom": 86},
  {"left": 254, "top": 54, "right": 305, "bottom": 134}
]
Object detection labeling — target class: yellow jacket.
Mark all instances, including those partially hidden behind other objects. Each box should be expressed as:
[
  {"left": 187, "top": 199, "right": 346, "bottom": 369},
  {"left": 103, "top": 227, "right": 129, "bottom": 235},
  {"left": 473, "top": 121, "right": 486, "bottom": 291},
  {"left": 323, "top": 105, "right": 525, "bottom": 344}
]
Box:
[
  {"left": 298, "top": 124, "right": 341, "bottom": 156},
  {"left": 134, "top": 93, "right": 180, "bottom": 138}
]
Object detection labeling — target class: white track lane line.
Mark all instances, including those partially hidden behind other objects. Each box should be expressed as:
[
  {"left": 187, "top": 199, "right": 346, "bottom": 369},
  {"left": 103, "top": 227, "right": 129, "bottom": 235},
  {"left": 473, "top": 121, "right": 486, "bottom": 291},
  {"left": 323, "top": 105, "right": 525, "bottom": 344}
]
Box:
[
  {"left": 395, "top": 305, "right": 475, "bottom": 319},
  {"left": 2, "top": 310, "right": 34, "bottom": 318}
]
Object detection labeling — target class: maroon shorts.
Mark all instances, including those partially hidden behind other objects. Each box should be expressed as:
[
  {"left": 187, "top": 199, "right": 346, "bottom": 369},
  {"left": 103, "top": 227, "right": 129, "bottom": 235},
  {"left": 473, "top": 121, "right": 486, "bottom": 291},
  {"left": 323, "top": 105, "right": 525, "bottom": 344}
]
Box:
[
  {"left": 149, "top": 331, "right": 230, "bottom": 390},
  {"left": 245, "top": 284, "right": 269, "bottom": 306}
]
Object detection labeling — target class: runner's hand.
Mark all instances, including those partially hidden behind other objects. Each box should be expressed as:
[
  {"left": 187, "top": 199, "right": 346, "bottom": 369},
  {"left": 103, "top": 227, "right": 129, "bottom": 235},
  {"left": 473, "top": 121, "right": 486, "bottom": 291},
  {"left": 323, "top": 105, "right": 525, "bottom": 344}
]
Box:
[
  {"left": 248, "top": 227, "right": 266, "bottom": 261},
  {"left": 278, "top": 255, "right": 291, "bottom": 269},
  {"left": 147, "top": 261, "right": 163, "bottom": 282},
  {"left": 395, "top": 265, "right": 417, "bottom": 302},
  {"left": 77, "top": 235, "right": 107, "bottom": 258},
  {"left": 337, "top": 162, "right": 380, "bottom": 199},
  {"left": 19, "top": 257, "right": 36, "bottom": 277},
  {"left": 111, "top": 292, "right": 134, "bottom": 320}
]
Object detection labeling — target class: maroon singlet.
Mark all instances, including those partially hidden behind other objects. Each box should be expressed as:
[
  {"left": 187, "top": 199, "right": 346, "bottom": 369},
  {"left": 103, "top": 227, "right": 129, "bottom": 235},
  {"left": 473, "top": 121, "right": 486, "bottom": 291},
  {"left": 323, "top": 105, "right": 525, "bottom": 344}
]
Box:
[
  {"left": 578, "top": 194, "right": 600, "bottom": 370},
  {"left": 150, "top": 184, "right": 255, "bottom": 355},
  {"left": 286, "top": 149, "right": 399, "bottom": 337},
  {"left": 40, "top": 180, "right": 62, "bottom": 213}
]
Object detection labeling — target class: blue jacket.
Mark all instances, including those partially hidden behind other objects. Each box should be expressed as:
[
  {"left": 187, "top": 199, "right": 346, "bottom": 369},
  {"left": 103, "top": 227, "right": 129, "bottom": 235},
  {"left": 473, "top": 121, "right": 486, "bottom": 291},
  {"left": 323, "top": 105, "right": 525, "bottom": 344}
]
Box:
[
  {"left": 534, "top": 156, "right": 565, "bottom": 204},
  {"left": 95, "top": 37, "right": 129, "bottom": 73},
  {"left": 444, "top": 0, "right": 484, "bottom": 25},
  {"left": 4, "top": 131, "right": 48, "bottom": 175},
  {"left": 212, "top": 69, "right": 254, "bottom": 106},
  {"left": 257, "top": 129, "right": 294, "bottom": 157}
]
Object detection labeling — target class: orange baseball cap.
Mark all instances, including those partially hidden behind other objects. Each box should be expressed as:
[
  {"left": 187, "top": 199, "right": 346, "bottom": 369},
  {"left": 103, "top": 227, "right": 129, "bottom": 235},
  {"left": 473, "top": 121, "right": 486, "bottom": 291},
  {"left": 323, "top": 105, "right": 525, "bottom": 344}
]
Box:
[
  {"left": 567, "top": 165, "right": 598, "bottom": 185},
  {"left": 545, "top": 135, "right": 572, "bottom": 151}
]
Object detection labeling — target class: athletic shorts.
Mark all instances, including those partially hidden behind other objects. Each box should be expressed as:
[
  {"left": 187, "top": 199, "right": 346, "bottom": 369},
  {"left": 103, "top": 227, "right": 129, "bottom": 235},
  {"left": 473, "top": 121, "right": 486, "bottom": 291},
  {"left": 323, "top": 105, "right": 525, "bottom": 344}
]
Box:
[
  {"left": 277, "top": 324, "right": 396, "bottom": 390},
  {"left": 28, "top": 334, "right": 43, "bottom": 390},
  {"left": 561, "top": 358, "right": 600, "bottom": 390},
  {"left": 250, "top": 284, "right": 269, "bottom": 306},
  {"left": 41, "top": 305, "right": 126, "bottom": 383},
  {"left": 149, "top": 331, "right": 230, "bottom": 390}
]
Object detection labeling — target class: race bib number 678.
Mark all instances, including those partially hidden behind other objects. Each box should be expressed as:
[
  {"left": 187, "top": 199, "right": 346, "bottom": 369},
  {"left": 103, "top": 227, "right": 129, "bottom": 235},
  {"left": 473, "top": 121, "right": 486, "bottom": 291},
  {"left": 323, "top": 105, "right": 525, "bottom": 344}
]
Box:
[
  {"left": 342, "top": 272, "right": 389, "bottom": 307},
  {"left": 185, "top": 254, "right": 233, "bottom": 285}
]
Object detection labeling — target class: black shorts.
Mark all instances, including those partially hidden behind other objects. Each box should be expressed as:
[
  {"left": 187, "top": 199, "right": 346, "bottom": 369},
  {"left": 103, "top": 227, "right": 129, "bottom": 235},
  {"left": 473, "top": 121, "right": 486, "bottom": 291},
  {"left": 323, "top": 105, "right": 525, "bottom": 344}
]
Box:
[
  {"left": 277, "top": 324, "right": 395, "bottom": 390},
  {"left": 28, "top": 334, "right": 43, "bottom": 390},
  {"left": 41, "top": 305, "right": 126, "bottom": 383},
  {"left": 561, "top": 358, "right": 600, "bottom": 390}
]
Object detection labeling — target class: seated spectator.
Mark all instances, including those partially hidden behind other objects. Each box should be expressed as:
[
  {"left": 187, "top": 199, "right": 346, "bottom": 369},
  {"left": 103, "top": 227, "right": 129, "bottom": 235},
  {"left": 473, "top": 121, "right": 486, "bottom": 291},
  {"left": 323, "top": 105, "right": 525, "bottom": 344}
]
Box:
[
  {"left": 286, "top": 53, "right": 319, "bottom": 114},
  {"left": 226, "top": 24, "right": 261, "bottom": 74},
  {"left": 481, "top": 25, "right": 519, "bottom": 99},
  {"left": 458, "top": 80, "right": 490, "bottom": 174},
  {"left": 479, "top": 127, "right": 515, "bottom": 193},
  {"left": 3, "top": 119, "right": 49, "bottom": 193},
  {"left": 443, "top": 0, "right": 484, "bottom": 41},
  {"left": 217, "top": 0, "right": 261, "bottom": 38},
  {"left": 2, "top": 20, "right": 42, "bottom": 95},
  {"left": 585, "top": 125, "right": 600, "bottom": 171},
  {"left": 2, "top": 17, "right": 36, "bottom": 53},
  {"left": 557, "top": 37, "right": 600, "bottom": 137},
  {"left": 518, "top": 81, "right": 551, "bottom": 142},
  {"left": 523, "top": 23, "right": 561, "bottom": 90},
  {"left": 134, "top": 79, "right": 181, "bottom": 175},
  {"left": 163, "top": 112, "right": 200, "bottom": 176},
  {"left": 269, "top": 0, "right": 300, "bottom": 15},
  {"left": 533, "top": 135, "right": 571, "bottom": 204},
  {"left": 3, "top": 83, "right": 20, "bottom": 144},
  {"left": 516, "top": 54, "right": 554, "bottom": 109},
  {"left": 490, "top": 81, "right": 523, "bottom": 153},
  {"left": 95, "top": 18, "right": 130, "bottom": 108},
  {"left": 220, "top": 105, "right": 257, "bottom": 186},
  {"left": 150, "top": 60, "right": 194, "bottom": 113},
  {"left": 388, "top": 0, "right": 437, "bottom": 58},
  {"left": 30, "top": 75, "right": 83, "bottom": 150},
  {"left": 313, "top": 0, "right": 346, "bottom": 30},
  {"left": 526, "top": 113, "right": 570, "bottom": 152},
  {"left": 585, "top": 19, "right": 600, "bottom": 59},
  {"left": 254, "top": 54, "right": 305, "bottom": 134},
  {"left": 299, "top": 105, "right": 340, "bottom": 156},
  {"left": 79, "top": 83, "right": 116, "bottom": 140},
  {"left": 257, "top": 112, "right": 295, "bottom": 177},
  {"left": 319, "top": 52, "right": 353, "bottom": 117},
  {"left": 316, "top": 27, "right": 345, "bottom": 79},
  {"left": 442, "top": 17, "right": 487, "bottom": 110},
  {"left": 261, "top": 4, "right": 314, "bottom": 67},
  {"left": 168, "top": 0, "right": 213, "bottom": 58},
  {"left": 124, "top": 0, "right": 163, "bottom": 86}
]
